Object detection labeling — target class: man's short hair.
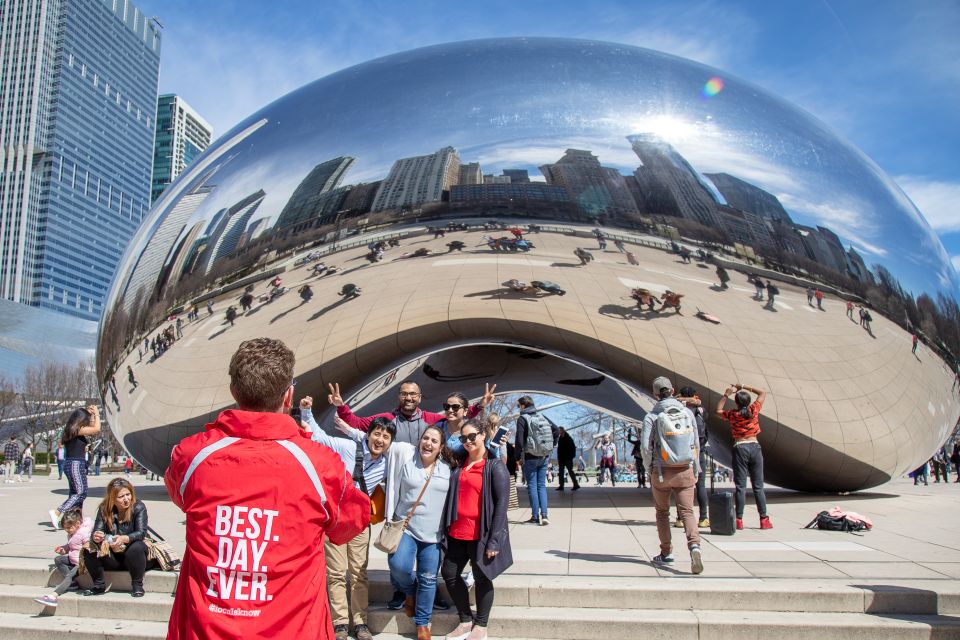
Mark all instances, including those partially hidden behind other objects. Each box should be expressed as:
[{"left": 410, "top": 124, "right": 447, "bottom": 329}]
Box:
[
  {"left": 228, "top": 338, "right": 295, "bottom": 411},
  {"left": 368, "top": 416, "right": 397, "bottom": 440},
  {"left": 518, "top": 395, "right": 535, "bottom": 408}
]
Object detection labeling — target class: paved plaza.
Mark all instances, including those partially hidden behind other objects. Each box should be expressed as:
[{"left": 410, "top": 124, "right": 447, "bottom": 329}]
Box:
[{"left": 4, "top": 470, "right": 960, "bottom": 581}]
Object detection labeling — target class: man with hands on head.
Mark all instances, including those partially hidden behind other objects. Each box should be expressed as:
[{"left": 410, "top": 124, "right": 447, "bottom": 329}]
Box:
[{"left": 327, "top": 381, "right": 497, "bottom": 446}]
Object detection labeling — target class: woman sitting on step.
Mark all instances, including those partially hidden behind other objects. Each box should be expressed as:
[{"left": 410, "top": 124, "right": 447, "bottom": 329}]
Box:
[{"left": 81, "top": 478, "right": 154, "bottom": 598}]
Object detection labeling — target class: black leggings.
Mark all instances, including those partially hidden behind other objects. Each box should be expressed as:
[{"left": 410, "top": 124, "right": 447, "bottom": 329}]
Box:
[
  {"left": 82, "top": 540, "right": 150, "bottom": 587},
  {"left": 441, "top": 537, "right": 495, "bottom": 627}
]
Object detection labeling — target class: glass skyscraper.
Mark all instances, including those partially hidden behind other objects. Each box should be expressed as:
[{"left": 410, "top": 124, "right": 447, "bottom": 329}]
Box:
[
  {"left": 0, "top": 0, "right": 161, "bottom": 322},
  {"left": 151, "top": 94, "right": 213, "bottom": 203}
]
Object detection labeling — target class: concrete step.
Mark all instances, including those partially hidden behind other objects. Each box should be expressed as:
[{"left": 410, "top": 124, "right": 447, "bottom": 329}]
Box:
[
  {"left": 2, "top": 557, "right": 959, "bottom": 616},
  {"left": 0, "top": 611, "right": 168, "bottom": 640}
]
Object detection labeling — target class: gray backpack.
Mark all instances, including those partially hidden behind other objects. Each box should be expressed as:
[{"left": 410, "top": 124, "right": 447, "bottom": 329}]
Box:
[
  {"left": 524, "top": 412, "right": 554, "bottom": 457},
  {"left": 652, "top": 405, "right": 699, "bottom": 476}
]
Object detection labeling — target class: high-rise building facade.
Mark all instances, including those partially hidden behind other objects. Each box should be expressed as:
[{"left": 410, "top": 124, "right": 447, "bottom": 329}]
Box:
[
  {"left": 274, "top": 157, "right": 354, "bottom": 231},
  {"left": 539, "top": 149, "right": 638, "bottom": 220},
  {"left": 371, "top": 147, "right": 461, "bottom": 212},
  {"left": 151, "top": 94, "right": 213, "bottom": 203},
  {"left": 0, "top": 0, "right": 161, "bottom": 322}
]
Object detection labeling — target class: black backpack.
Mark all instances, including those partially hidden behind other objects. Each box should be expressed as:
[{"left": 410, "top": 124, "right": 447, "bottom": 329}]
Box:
[{"left": 804, "top": 511, "right": 867, "bottom": 533}]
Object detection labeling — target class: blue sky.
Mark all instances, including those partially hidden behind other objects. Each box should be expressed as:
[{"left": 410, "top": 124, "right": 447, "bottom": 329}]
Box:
[{"left": 135, "top": 0, "right": 960, "bottom": 272}]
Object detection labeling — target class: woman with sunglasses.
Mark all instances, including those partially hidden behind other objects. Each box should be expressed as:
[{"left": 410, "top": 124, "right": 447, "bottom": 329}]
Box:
[
  {"left": 81, "top": 478, "right": 152, "bottom": 597},
  {"left": 337, "top": 421, "right": 455, "bottom": 640},
  {"left": 441, "top": 420, "right": 513, "bottom": 640},
  {"left": 439, "top": 393, "right": 503, "bottom": 459}
]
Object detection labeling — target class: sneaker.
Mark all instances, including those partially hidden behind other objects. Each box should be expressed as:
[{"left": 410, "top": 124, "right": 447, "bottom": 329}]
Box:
[
  {"left": 572, "top": 485, "right": 580, "bottom": 491},
  {"left": 333, "top": 624, "right": 349, "bottom": 640},
  {"left": 433, "top": 594, "right": 450, "bottom": 611},
  {"left": 698, "top": 518, "right": 710, "bottom": 528},
  {"left": 736, "top": 518, "right": 744, "bottom": 530},
  {"left": 690, "top": 545, "right": 704, "bottom": 575},
  {"left": 555, "top": 487, "right": 564, "bottom": 491},
  {"left": 354, "top": 625, "right": 374, "bottom": 640},
  {"left": 524, "top": 516, "right": 540, "bottom": 525},
  {"left": 759, "top": 516, "right": 773, "bottom": 530},
  {"left": 466, "top": 626, "right": 488, "bottom": 640},
  {"left": 82, "top": 585, "right": 108, "bottom": 596},
  {"left": 446, "top": 621, "right": 474, "bottom": 640},
  {"left": 387, "top": 590, "right": 406, "bottom": 610},
  {"left": 672, "top": 519, "right": 683, "bottom": 528},
  {"left": 34, "top": 595, "right": 58, "bottom": 607},
  {"left": 48, "top": 510, "right": 61, "bottom": 530},
  {"left": 652, "top": 553, "right": 675, "bottom": 565},
  {"left": 539, "top": 517, "right": 550, "bottom": 526}
]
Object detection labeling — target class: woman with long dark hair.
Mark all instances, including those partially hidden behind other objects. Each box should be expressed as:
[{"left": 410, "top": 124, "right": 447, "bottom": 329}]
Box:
[
  {"left": 49, "top": 405, "right": 101, "bottom": 528},
  {"left": 441, "top": 420, "right": 513, "bottom": 640},
  {"left": 81, "top": 477, "right": 152, "bottom": 597},
  {"left": 715, "top": 383, "right": 772, "bottom": 530}
]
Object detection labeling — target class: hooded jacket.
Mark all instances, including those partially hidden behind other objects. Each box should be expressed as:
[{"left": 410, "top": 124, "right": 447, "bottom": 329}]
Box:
[
  {"left": 337, "top": 402, "right": 482, "bottom": 446},
  {"left": 164, "top": 410, "right": 370, "bottom": 640}
]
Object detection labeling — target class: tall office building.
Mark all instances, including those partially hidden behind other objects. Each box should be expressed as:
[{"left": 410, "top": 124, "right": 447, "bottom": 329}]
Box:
[
  {"left": 151, "top": 94, "right": 213, "bottom": 203},
  {"left": 458, "top": 162, "right": 483, "bottom": 185},
  {"left": 703, "top": 173, "right": 792, "bottom": 224},
  {"left": 0, "top": 0, "right": 161, "bottom": 322},
  {"left": 371, "top": 147, "right": 461, "bottom": 212},
  {"left": 274, "top": 157, "right": 354, "bottom": 231},
  {"left": 539, "top": 149, "right": 638, "bottom": 220}
]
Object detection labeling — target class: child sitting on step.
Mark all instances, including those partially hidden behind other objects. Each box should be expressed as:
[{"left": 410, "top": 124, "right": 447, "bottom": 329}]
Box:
[{"left": 34, "top": 510, "right": 93, "bottom": 607}]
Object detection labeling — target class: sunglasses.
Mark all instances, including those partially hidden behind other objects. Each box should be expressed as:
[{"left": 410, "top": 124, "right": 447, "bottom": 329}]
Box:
[
  {"left": 458, "top": 432, "right": 480, "bottom": 444},
  {"left": 443, "top": 403, "right": 464, "bottom": 411}
]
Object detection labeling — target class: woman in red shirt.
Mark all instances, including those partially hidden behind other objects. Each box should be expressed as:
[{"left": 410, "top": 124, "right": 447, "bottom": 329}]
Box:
[
  {"left": 716, "top": 383, "right": 772, "bottom": 531},
  {"left": 441, "top": 420, "right": 513, "bottom": 640}
]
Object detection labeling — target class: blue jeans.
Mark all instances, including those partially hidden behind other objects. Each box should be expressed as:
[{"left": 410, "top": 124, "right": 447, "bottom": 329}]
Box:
[
  {"left": 388, "top": 531, "right": 439, "bottom": 626},
  {"left": 523, "top": 457, "right": 549, "bottom": 519}
]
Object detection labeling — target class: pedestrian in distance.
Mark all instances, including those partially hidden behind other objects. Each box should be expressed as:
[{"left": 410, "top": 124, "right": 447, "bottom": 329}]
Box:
[
  {"left": 614, "top": 239, "right": 625, "bottom": 253},
  {"left": 660, "top": 290, "right": 684, "bottom": 314},
  {"left": 515, "top": 396, "right": 559, "bottom": 525},
  {"left": 574, "top": 247, "right": 593, "bottom": 265},
  {"left": 753, "top": 276, "right": 765, "bottom": 300},
  {"left": 298, "top": 283, "right": 314, "bottom": 303},
  {"left": 555, "top": 427, "right": 580, "bottom": 491},
  {"left": 441, "top": 420, "right": 513, "bottom": 640},
  {"left": 912, "top": 333, "right": 919, "bottom": 355},
  {"left": 49, "top": 406, "right": 101, "bottom": 527},
  {"left": 764, "top": 281, "right": 779, "bottom": 309},
  {"left": 640, "top": 376, "right": 704, "bottom": 574},
  {"left": 626, "top": 251, "right": 639, "bottom": 266},
  {"left": 165, "top": 338, "right": 370, "bottom": 639},
  {"left": 225, "top": 305, "right": 238, "bottom": 326},
  {"left": 56, "top": 444, "right": 65, "bottom": 480},
  {"left": 626, "top": 426, "right": 647, "bottom": 488},
  {"left": 715, "top": 265, "right": 730, "bottom": 289},
  {"left": 3, "top": 436, "right": 21, "bottom": 483},
  {"left": 715, "top": 383, "right": 772, "bottom": 530},
  {"left": 846, "top": 300, "right": 855, "bottom": 320},
  {"left": 912, "top": 462, "right": 929, "bottom": 485},
  {"left": 815, "top": 288, "right": 824, "bottom": 310},
  {"left": 80, "top": 478, "right": 154, "bottom": 598},
  {"left": 806, "top": 287, "right": 814, "bottom": 306},
  {"left": 595, "top": 433, "right": 617, "bottom": 486},
  {"left": 206, "top": 300, "right": 213, "bottom": 316}
]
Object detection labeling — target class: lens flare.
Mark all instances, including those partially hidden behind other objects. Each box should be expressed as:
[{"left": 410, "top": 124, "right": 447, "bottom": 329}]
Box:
[{"left": 702, "top": 76, "right": 724, "bottom": 98}]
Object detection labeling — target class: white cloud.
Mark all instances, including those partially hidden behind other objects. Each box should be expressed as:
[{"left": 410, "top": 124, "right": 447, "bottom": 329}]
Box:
[
  {"left": 952, "top": 255, "right": 960, "bottom": 272},
  {"left": 894, "top": 175, "right": 960, "bottom": 233}
]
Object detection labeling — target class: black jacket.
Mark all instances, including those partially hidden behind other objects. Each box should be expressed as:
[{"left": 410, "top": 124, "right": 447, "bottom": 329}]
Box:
[
  {"left": 556, "top": 432, "right": 577, "bottom": 461},
  {"left": 440, "top": 457, "right": 513, "bottom": 580},
  {"left": 93, "top": 500, "right": 149, "bottom": 543},
  {"left": 514, "top": 408, "right": 559, "bottom": 460}
]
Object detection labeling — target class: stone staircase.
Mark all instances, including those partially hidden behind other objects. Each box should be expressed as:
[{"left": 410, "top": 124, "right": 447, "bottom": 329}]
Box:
[{"left": 2, "top": 557, "right": 960, "bottom": 639}]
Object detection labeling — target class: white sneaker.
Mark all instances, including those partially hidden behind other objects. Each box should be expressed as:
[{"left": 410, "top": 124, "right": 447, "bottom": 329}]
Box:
[
  {"left": 48, "top": 510, "right": 61, "bottom": 529},
  {"left": 446, "top": 621, "right": 473, "bottom": 640},
  {"left": 690, "top": 545, "right": 704, "bottom": 575}
]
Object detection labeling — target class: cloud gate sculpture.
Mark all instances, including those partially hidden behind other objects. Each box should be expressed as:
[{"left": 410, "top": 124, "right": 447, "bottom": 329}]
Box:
[{"left": 99, "top": 38, "right": 960, "bottom": 492}]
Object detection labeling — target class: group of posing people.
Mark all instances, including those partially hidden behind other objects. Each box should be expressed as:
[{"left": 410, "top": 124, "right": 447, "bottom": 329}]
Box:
[{"left": 37, "top": 406, "right": 158, "bottom": 606}]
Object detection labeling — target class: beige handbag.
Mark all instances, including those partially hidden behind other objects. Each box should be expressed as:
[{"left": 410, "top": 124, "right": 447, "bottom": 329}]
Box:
[{"left": 374, "top": 466, "right": 434, "bottom": 554}]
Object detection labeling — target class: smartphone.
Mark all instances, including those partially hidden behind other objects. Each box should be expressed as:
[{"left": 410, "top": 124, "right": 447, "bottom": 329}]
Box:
[{"left": 490, "top": 425, "right": 509, "bottom": 446}]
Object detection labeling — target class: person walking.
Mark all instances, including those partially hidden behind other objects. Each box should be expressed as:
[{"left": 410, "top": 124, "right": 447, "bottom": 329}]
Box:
[
  {"left": 951, "top": 442, "right": 960, "bottom": 482},
  {"left": 126, "top": 365, "right": 138, "bottom": 389},
  {"left": 815, "top": 288, "right": 824, "bottom": 310},
  {"left": 555, "top": 427, "right": 579, "bottom": 491},
  {"left": 806, "top": 287, "right": 815, "bottom": 306},
  {"left": 627, "top": 426, "right": 647, "bottom": 488},
  {"left": 932, "top": 447, "right": 950, "bottom": 483},
  {"left": 715, "top": 383, "right": 772, "bottom": 530},
  {"left": 21, "top": 443, "right": 34, "bottom": 481},
  {"left": 716, "top": 265, "right": 730, "bottom": 290},
  {"left": 764, "top": 281, "right": 779, "bottom": 309},
  {"left": 678, "top": 386, "right": 710, "bottom": 528},
  {"left": 3, "top": 436, "right": 21, "bottom": 483},
  {"left": 164, "top": 338, "right": 370, "bottom": 639},
  {"left": 912, "top": 333, "right": 919, "bottom": 355},
  {"left": 49, "top": 406, "right": 101, "bottom": 527},
  {"left": 80, "top": 478, "right": 153, "bottom": 598},
  {"left": 753, "top": 276, "right": 765, "bottom": 300},
  {"left": 441, "top": 420, "right": 513, "bottom": 640},
  {"left": 846, "top": 300, "right": 855, "bottom": 320},
  {"left": 595, "top": 434, "right": 617, "bottom": 486},
  {"left": 56, "top": 444, "right": 65, "bottom": 480},
  {"left": 912, "top": 462, "right": 929, "bottom": 485},
  {"left": 640, "top": 376, "right": 703, "bottom": 574},
  {"left": 305, "top": 401, "right": 394, "bottom": 640},
  {"left": 515, "top": 396, "right": 558, "bottom": 525}
]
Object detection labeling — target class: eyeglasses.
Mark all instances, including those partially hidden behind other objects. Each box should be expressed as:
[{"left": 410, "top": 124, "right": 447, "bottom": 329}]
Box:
[
  {"left": 398, "top": 391, "right": 421, "bottom": 398},
  {"left": 458, "top": 432, "right": 480, "bottom": 444},
  {"left": 442, "top": 403, "right": 463, "bottom": 411}
]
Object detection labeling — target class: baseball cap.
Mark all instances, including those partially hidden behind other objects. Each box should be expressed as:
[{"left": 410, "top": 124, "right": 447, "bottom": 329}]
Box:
[{"left": 652, "top": 376, "right": 673, "bottom": 395}]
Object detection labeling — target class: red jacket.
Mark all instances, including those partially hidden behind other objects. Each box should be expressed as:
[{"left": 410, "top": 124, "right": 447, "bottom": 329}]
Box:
[{"left": 164, "top": 410, "right": 369, "bottom": 640}]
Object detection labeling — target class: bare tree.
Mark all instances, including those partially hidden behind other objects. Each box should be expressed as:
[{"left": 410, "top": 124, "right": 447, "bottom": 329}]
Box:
[{"left": 0, "top": 373, "right": 16, "bottom": 423}]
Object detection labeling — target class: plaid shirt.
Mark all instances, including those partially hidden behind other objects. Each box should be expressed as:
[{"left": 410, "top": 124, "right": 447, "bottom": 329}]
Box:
[{"left": 3, "top": 441, "right": 20, "bottom": 462}]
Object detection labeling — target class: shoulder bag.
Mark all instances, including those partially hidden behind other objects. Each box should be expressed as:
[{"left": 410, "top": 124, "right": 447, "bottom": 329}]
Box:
[{"left": 374, "top": 464, "right": 434, "bottom": 554}]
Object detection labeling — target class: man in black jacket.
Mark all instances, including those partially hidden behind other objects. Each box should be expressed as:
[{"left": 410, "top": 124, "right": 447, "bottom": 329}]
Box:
[
  {"left": 555, "top": 427, "right": 580, "bottom": 491},
  {"left": 515, "top": 396, "right": 559, "bottom": 525}
]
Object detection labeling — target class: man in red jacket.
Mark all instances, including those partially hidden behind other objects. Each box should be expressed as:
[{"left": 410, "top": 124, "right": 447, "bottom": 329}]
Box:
[{"left": 165, "top": 338, "right": 369, "bottom": 640}]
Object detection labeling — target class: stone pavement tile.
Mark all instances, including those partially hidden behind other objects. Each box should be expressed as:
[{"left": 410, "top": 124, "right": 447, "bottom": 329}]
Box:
[
  {"left": 656, "top": 561, "right": 753, "bottom": 578},
  {"left": 917, "top": 564, "right": 960, "bottom": 579},
  {"left": 717, "top": 550, "right": 821, "bottom": 563},
  {"left": 740, "top": 561, "right": 850, "bottom": 578},
  {"left": 568, "top": 558, "right": 660, "bottom": 576},
  {"left": 828, "top": 562, "right": 953, "bottom": 579}
]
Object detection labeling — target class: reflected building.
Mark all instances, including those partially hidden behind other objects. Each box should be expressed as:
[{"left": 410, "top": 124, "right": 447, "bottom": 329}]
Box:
[
  {"left": 705, "top": 173, "right": 793, "bottom": 225},
  {"left": 539, "top": 149, "right": 639, "bottom": 221},
  {"left": 198, "top": 190, "right": 266, "bottom": 275},
  {"left": 371, "top": 146, "right": 461, "bottom": 212},
  {"left": 458, "top": 163, "right": 483, "bottom": 185},
  {"left": 274, "top": 157, "right": 355, "bottom": 231},
  {"left": 502, "top": 169, "right": 531, "bottom": 183},
  {"left": 151, "top": 94, "right": 213, "bottom": 203},
  {"left": 449, "top": 182, "right": 574, "bottom": 216}
]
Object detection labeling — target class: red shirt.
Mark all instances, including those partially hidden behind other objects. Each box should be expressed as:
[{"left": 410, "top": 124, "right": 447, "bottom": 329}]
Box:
[
  {"left": 722, "top": 399, "right": 763, "bottom": 440},
  {"left": 449, "top": 459, "right": 486, "bottom": 541}
]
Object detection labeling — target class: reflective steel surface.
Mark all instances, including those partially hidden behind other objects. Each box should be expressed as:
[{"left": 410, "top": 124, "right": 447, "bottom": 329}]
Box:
[{"left": 98, "top": 38, "right": 960, "bottom": 491}]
